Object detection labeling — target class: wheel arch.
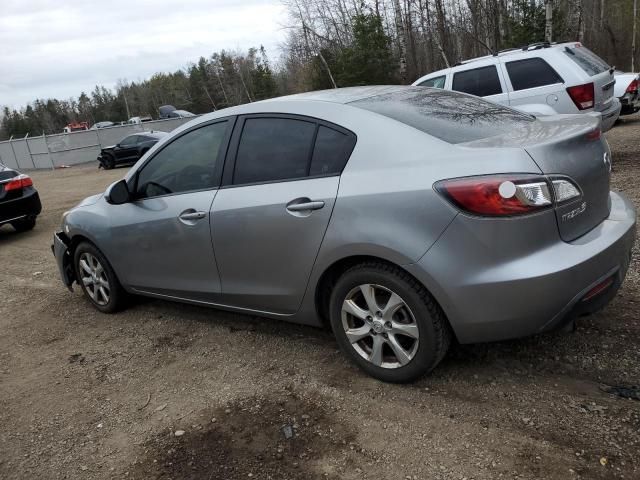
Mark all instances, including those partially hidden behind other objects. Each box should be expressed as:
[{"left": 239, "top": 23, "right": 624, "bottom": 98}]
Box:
[{"left": 314, "top": 255, "right": 455, "bottom": 340}]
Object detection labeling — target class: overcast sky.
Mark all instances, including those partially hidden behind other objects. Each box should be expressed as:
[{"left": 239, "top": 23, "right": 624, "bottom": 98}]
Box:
[{"left": 0, "top": 0, "right": 287, "bottom": 109}]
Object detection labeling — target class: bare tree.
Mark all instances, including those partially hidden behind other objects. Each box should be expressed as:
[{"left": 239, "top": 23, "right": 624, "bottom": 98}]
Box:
[
  {"left": 545, "top": 0, "right": 553, "bottom": 42},
  {"left": 392, "top": 0, "right": 408, "bottom": 82}
]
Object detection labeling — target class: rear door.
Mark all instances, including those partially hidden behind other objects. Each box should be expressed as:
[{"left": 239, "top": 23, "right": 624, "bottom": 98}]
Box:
[
  {"left": 211, "top": 115, "right": 356, "bottom": 313},
  {"left": 562, "top": 44, "right": 616, "bottom": 113},
  {"left": 501, "top": 56, "right": 565, "bottom": 109},
  {"left": 451, "top": 60, "right": 509, "bottom": 105}
]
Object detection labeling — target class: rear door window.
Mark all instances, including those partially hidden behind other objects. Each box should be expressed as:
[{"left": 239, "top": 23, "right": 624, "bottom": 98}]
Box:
[
  {"left": 506, "top": 58, "right": 564, "bottom": 90},
  {"left": 233, "top": 118, "right": 316, "bottom": 185},
  {"left": 452, "top": 65, "right": 502, "bottom": 97},
  {"left": 418, "top": 75, "right": 446, "bottom": 88},
  {"left": 563, "top": 46, "right": 610, "bottom": 76}
]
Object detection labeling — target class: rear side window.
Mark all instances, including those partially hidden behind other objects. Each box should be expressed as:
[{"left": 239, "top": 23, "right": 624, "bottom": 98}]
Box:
[
  {"left": 563, "top": 46, "right": 609, "bottom": 76},
  {"left": 452, "top": 66, "right": 502, "bottom": 97},
  {"left": 233, "top": 118, "right": 316, "bottom": 184},
  {"left": 310, "top": 126, "right": 356, "bottom": 176},
  {"left": 418, "top": 75, "right": 446, "bottom": 88},
  {"left": 506, "top": 58, "right": 564, "bottom": 90},
  {"left": 350, "top": 87, "right": 535, "bottom": 144}
]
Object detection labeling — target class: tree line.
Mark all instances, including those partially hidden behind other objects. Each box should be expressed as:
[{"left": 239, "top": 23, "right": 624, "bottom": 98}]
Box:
[{"left": 1, "top": 0, "right": 637, "bottom": 140}]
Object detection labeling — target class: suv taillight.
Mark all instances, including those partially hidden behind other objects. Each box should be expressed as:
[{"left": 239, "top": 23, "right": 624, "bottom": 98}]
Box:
[
  {"left": 435, "top": 175, "right": 580, "bottom": 217},
  {"left": 626, "top": 79, "right": 639, "bottom": 93},
  {"left": 3, "top": 174, "right": 33, "bottom": 192},
  {"left": 566, "top": 82, "right": 595, "bottom": 110}
]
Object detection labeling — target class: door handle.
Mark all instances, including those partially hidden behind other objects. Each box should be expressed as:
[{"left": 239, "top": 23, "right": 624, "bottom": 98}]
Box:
[
  {"left": 178, "top": 210, "right": 206, "bottom": 221},
  {"left": 286, "top": 201, "right": 325, "bottom": 212}
]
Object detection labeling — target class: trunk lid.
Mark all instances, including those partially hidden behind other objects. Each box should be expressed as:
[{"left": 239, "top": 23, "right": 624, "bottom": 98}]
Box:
[{"left": 462, "top": 114, "right": 611, "bottom": 242}]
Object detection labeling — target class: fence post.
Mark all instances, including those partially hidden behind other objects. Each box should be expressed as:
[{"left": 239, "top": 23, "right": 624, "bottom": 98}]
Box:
[
  {"left": 8, "top": 136, "right": 20, "bottom": 170},
  {"left": 24, "top": 133, "right": 36, "bottom": 169},
  {"left": 43, "top": 131, "right": 55, "bottom": 170}
]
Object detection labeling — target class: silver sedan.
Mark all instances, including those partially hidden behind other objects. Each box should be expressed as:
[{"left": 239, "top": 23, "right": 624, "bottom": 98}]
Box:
[{"left": 53, "top": 86, "right": 636, "bottom": 382}]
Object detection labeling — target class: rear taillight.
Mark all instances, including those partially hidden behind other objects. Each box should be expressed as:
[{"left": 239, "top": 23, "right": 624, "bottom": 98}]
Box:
[
  {"left": 435, "top": 175, "right": 552, "bottom": 216},
  {"left": 551, "top": 178, "right": 581, "bottom": 203},
  {"left": 566, "top": 82, "right": 595, "bottom": 110},
  {"left": 436, "top": 175, "right": 582, "bottom": 217},
  {"left": 626, "top": 79, "right": 639, "bottom": 93},
  {"left": 3, "top": 174, "right": 33, "bottom": 192}
]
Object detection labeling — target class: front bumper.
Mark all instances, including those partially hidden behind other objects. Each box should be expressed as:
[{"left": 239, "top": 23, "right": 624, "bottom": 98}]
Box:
[
  {"left": 0, "top": 188, "right": 42, "bottom": 225},
  {"left": 405, "top": 191, "right": 636, "bottom": 344},
  {"left": 51, "top": 231, "right": 75, "bottom": 290}
]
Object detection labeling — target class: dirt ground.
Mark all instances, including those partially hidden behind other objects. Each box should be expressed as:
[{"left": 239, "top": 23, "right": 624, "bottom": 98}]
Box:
[{"left": 1, "top": 116, "right": 639, "bottom": 480}]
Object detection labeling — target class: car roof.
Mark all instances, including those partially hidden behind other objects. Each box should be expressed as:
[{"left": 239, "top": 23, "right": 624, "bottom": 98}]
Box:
[
  {"left": 263, "top": 86, "right": 412, "bottom": 105},
  {"left": 413, "top": 41, "right": 581, "bottom": 84}
]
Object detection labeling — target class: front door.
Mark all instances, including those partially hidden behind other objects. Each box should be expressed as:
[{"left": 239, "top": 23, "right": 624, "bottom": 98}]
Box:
[
  {"left": 211, "top": 115, "right": 356, "bottom": 313},
  {"left": 107, "top": 120, "right": 232, "bottom": 301}
]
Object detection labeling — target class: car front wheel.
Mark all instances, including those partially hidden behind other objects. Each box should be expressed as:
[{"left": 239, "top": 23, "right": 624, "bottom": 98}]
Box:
[
  {"left": 74, "top": 242, "right": 127, "bottom": 313},
  {"left": 329, "top": 262, "right": 451, "bottom": 383}
]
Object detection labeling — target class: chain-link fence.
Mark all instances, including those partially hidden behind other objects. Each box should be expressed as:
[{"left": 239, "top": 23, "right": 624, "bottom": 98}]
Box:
[{"left": 0, "top": 116, "right": 196, "bottom": 171}]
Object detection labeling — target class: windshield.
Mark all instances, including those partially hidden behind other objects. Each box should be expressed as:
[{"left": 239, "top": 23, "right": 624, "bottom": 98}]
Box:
[{"left": 349, "top": 87, "right": 535, "bottom": 144}]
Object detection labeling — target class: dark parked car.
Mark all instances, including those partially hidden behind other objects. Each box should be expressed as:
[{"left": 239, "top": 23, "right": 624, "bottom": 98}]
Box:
[
  {"left": 97, "top": 131, "right": 167, "bottom": 169},
  {"left": 0, "top": 164, "right": 42, "bottom": 232}
]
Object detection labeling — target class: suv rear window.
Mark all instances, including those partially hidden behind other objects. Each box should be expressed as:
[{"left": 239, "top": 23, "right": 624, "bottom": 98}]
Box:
[
  {"left": 506, "top": 58, "right": 564, "bottom": 90},
  {"left": 452, "top": 65, "right": 502, "bottom": 97},
  {"left": 350, "top": 88, "right": 534, "bottom": 144},
  {"left": 563, "top": 46, "right": 609, "bottom": 76}
]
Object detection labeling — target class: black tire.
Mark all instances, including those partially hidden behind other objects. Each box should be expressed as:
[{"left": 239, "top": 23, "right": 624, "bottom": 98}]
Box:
[
  {"left": 73, "top": 241, "right": 128, "bottom": 313},
  {"left": 329, "top": 262, "right": 451, "bottom": 383},
  {"left": 11, "top": 217, "right": 36, "bottom": 232},
  {"left": 102, "top": 154, "right": 115, "bottom": 170}
]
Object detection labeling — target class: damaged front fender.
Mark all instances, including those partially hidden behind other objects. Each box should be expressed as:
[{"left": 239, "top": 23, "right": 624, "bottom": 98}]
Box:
[{"left": 51, "top": 232, "right": 75, "bottom": 291}]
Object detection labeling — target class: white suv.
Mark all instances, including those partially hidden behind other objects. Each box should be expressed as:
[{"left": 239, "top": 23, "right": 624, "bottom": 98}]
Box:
[{"left": 412, "top": 42, "right": 621, "bottom": 131}]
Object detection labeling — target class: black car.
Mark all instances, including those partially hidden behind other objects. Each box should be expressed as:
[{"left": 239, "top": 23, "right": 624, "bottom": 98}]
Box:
[
  {"left": 0, "top": 164, "right": 42, "bottom": 232},
  {"left": 97, "top": 131, "right": 167, "bottom": 169}
]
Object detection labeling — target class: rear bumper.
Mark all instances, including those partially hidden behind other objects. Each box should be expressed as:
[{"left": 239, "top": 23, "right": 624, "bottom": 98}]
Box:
[
  {"left": 600, "top": 98, "right": 622, "bottom": 132},
  {"left": 405, "top": 191, "right": 636, "bottom": 344},
  {"left": 619, "top": 92, "right": 640, "bottom": 115},
  {"left": 0, "top": 188, "right": 42, "bottom": 225}
]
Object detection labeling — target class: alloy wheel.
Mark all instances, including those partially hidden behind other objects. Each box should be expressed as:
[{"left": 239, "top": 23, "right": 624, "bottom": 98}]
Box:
[
  {"left": 341, "top": 284, "right": 419, "bottom": 369},
  {"left": 78, "top": 252, "right": 110, "bottom": 306}
]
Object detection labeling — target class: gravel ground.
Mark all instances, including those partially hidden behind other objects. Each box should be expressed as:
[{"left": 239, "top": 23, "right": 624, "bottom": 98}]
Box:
[{"left": 1, "top": 116, "right": 639, "bottom": 480}]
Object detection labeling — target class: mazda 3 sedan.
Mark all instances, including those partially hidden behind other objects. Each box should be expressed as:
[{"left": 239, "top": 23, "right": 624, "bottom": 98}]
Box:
[{"left": 52, "top": 86, "right": 636, "bottom": 382}]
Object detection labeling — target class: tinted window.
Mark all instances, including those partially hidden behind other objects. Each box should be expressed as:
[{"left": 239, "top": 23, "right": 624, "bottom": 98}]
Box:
[
  {"left": 310, "top": 126, "right": 356, "bottom": 176},
  {"left": 120, "top": 135, "right": 138, "bottom": 146},
  {"left": 506, "top": 58, "right": 563, "bottom": 91},
  {"left": 563, "top": 46, "right": 609, "bottom": 76},
  {"left": 418, "top": 75, "right": 446, "bottom": 88},
  {"left": 233, "top": 118, "right": 316, "bottom": 184},
  {"left": 350, "top": 87, "right": 535, "bottom": 144},
  {"left": 452, "top": 66, "right": 502, "bottom": 97},
  {"left": 136, "top": 121, "right": 227, "bottom": 198}
]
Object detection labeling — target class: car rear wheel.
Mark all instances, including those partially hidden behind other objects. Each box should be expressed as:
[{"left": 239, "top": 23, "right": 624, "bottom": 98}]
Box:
[
  {"left": 11, "top": 217, "right": 36, "bottom": 232},
  {"left": 329, "top": 262, "right": 451, "bottom": 383},
  {"left": 74, "top": 242, "right": 127, "bottom": 313}
]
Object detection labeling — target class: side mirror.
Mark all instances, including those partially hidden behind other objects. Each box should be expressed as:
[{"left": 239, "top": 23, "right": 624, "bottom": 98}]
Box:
[{"left": 105, "top": 179, "right": 131, "bottom": 205}]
